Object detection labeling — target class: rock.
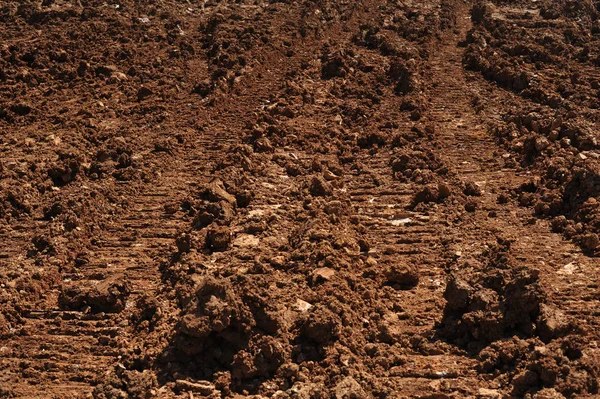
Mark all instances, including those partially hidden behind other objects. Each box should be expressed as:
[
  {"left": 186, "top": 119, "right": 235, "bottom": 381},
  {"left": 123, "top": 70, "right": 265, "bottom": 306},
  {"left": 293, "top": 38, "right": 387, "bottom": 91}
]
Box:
[
  {"left": 323, "top": 168, "right": 339, "bottom": 181},
  {"left": 335, "top": 376, "right": 368, "bottom": 399},
  {"left": 137, "top": 86, "right": 154, "bottom": 101},
  {"left": 365, "top": 257, "right": 378, "bottom": 267},
  {"left": 111, "top": 71, "right": 128, "bottom": 81},
  {"left": 205, "top": 226, "right": 231, "bottom": 252},
  {"left": 310, "top": 267, "right": 335, "bottom": 285},
  {"left": 385, "top": 263, "right": 419, "bottom": 289},
  {"left": 174, "top": 380, "right": 215, "bottom": 395},
  {"left": 535, "top": 136, "right": 550, "bottom": 152},
  {"left": 310, "top": 175, "right": 333, "bottom": 197},
  {"left": 294, "top": 299, "right": 313, "bottom": 312}
]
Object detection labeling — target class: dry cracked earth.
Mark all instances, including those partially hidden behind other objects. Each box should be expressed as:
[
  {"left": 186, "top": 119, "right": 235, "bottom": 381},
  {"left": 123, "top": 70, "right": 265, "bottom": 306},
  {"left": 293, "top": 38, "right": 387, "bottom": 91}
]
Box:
[{"left": 1, "top": 0, "right": 600, "bottom": 398}]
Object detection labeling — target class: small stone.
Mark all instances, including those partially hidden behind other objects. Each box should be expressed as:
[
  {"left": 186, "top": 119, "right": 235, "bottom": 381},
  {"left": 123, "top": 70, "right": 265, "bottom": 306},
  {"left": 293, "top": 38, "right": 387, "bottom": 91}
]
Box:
[
  {"left": 365, "top": 257, "right": 378, "bottom": 267},
  {"left": 323, "top": 168, "right": 339, "bottom": 181},
  {"left": 535, "top": 137, "right": 550, "bottom": 152},
  {"left": 311, "top": 267, "right": 335, "bottom": 285},
  {"left": 465, "top": 200, "right": 477, "bottom": 212},
  {"left": 112, "top": 71, "right": 128, "bottom": 81}
]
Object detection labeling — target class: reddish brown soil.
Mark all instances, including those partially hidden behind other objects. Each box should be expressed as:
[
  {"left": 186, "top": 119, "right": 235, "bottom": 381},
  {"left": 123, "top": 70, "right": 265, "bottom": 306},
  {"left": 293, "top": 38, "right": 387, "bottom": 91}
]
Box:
[{"left": 1, "top": 0, "right": 600, "bottom": 398}]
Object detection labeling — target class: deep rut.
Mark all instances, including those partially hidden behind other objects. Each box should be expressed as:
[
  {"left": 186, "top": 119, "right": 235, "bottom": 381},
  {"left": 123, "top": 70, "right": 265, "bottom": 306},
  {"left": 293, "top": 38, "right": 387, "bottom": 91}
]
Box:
[{"left": 427, "top": 0, "right": 600, "bottom": 374}]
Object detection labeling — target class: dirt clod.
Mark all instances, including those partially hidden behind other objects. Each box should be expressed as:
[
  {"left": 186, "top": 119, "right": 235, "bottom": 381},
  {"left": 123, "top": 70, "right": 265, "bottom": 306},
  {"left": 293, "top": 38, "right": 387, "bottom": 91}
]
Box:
[
  {"left": 59, "top": 280, "right": 130, "bottom": 314},
  {"left": 385, "top": 263, "right": 419, "bottom": 289},
  {"left": 205, "top": 225, "right": 231, "bottom": 252},
  {"left": 310, "top": 175, "right": 333, "bottom": 197}
]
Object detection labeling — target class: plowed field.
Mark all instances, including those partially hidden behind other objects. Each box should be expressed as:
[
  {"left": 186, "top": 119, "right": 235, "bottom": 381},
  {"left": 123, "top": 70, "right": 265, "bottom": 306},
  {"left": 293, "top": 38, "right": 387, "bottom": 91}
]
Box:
[{"left": 1, "top": 1, "right": 600, "bottom": 398}]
